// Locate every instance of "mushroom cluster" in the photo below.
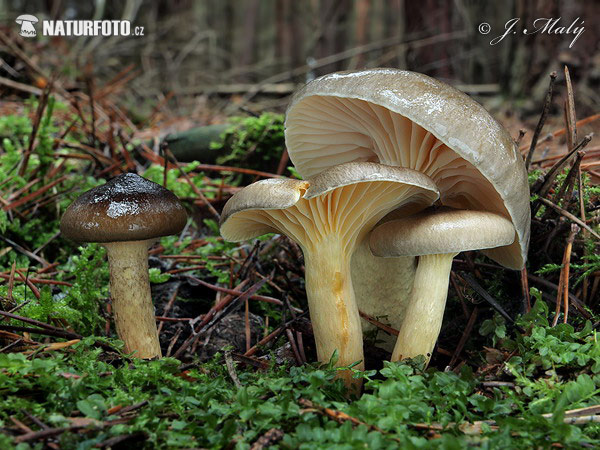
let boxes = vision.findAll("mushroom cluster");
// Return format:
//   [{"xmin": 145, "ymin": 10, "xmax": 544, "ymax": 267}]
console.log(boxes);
[
  {"xmin": 220, "ymin": 68, "xmax": 530, "ymax": 385},
  {"xmin": 221, "ymin": 162, "xmax": 438, "ymax": 388}
]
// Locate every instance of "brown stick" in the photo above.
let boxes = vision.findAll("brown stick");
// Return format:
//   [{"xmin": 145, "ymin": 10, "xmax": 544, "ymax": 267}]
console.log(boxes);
[
  {"xmin": 188, "ymin": 276, "xmax": 303, "ymax": 312},
  {"xmin": 520, "ymin": 114, "xmax": 600, "ymax": 153},
  {"xmin": 276, "ymin": 149, "xmax": 290, "ymax": 175},
  {"xmin": 285, "ymin": 328, "xmax": 302, "ymax": 365},
  {"xmin": 0, "ymin": 273, "xmax": 72, "ymax": 287},
  {"xmin": 532, "ymin": 134, "xmax": 593, "ymax": 217},
  {"xmin": 520, "ymin": 268, "xmax": 531, "ymax": 313},
  {"xmin": 164, "ymin": 147, "xmax": 221, "ymax": 222},
  {"xmin": 562, "ymin": 224, "xmax": 579, "ymax": 324},
  {"xmin": 244, "ymin": 325, "xmax": 286, "ymax": 357},
  {"xmin": 358, "ymin": 310, "xmax": 399, "ymax": 336},
  {"xmin": 244, "ymin": 298, "xmax": 251, "ymax": 353},
  {"xmin": 525, "ymin": 71, "xmax": 557, "ymax": 169},
  {"xmin": 527, "ymin": 273, "xmax": 590, "ymax": 319},
  {"xmin": 564, "ymin": 66, "xmax": 577, "ymax": 150},
  {"xmin": 552, "ymin": 224, "xmax": 579, "ymax": 326},
  {"xmin": 157, "ymin": 284, "xmax": 180, "ymax": 334},
  {"xmin": 448, "ymin": 307, "xmax": 478, "ymax": 368},
  {"xmin": 554, "ymin": 151, "xmax": 585, "ymax": 213},
  {"xmin": 19, "ymin": 84, "xmax": 51, "ymax": 177},
  {"xmin": 537, "ymin": 197, "xmax": 599, "ymax": 239},
  {"xmin": 172, "ymin": 279, "xmax": 264, "ymax": 359},
  {"xmin": 579, "ymin": 156, "xmax": 590, "ymax": 304}
]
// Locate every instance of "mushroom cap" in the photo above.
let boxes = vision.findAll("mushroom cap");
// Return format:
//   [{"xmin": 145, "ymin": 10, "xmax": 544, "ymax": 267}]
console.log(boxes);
[
  {"xmin": 370, "ymin": 207, "xmax": 516, "ymax": 257},
  {"xmin": 220, "ymin": 178, "xmax": 310, "ymax": 227},
  {"xmin": 15, "ymin": 14, "xmax": 38, "ymax": 24},
  {"xmin": 220, "ymin": 162, "xmax": 439, "ymax": 243},
  {"xmin": 284, "ymin": 68, "xmax": 530, "ymax": 269},
  {"xmin": 61, "ymin": 173, "xmax": 187, "ymax": 243},
  {"xmin": 304, "ymin": 160, "xmax": 437, "ymax": 199}
]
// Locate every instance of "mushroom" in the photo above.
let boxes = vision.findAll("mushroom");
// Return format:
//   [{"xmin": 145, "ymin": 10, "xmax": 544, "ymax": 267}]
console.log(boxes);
[
  {"xmin": 15, "ymin": 15, "xmax": 38, "ymax": 37},
  {"xmin": 284, "ymin": 68, "xmax": 530, "ymax": 349},
  {"xmin": 220, "ymin": 162, "xmax": 438, "ymax": 388},
  {"xmin": 369, "ymin": 207, "xmax": 516, "ymax": 362},
  {"xmin": 60, "ymin": 173, "xmax": 187, "ymax": 358}
]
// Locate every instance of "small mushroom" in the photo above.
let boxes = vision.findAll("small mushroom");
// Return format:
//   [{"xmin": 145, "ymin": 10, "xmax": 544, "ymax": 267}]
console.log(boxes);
[
  {"xmin": 369, "ymin": 207, "xmax": 516, "ymax": 362},
  {"xmin": 60, "ymin": 173, "xmax": 187, "ymax": 358},
  {"xmin": 220, "ymin": 162, "xmax": 438, "ymax": 389}
]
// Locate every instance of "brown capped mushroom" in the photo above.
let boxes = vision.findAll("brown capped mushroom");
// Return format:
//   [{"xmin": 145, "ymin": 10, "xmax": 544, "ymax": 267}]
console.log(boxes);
[
  {"xmin": 60, "ymin": 173, "xmax": 187, "ymax": 358},
  {"xmin": 284, "ymin": 68, "xmax": 530, "ymax": 349},
  {"xmin": 220, "ymin": 162, "xmax": 438, "ymax": 390},
  {"xmin": 370, "ymin": 207, "xmax": 516, "ymax": 362}
]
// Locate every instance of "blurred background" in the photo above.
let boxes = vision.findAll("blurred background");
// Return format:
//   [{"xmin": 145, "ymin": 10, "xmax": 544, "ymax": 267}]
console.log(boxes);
[{"xmin": 0, "ymin": 0, "xmax": 598, "ymax": 158}]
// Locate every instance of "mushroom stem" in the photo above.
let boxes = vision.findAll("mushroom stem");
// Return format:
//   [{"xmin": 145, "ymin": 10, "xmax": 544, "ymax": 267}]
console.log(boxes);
[
  {"xmin": 391, "ymin": 253, "xmax": 456, "ymax": 363},
  {"xmin": 352, "ymin": 239, "xmax": 416, "ymax": 351},
  {"xmin": 104, "ymin": 239, "xmax": 161, "ymax": 359},
  {"xmin": 303, "ymin": 237, "xmax": 363, "ymax": 390}
]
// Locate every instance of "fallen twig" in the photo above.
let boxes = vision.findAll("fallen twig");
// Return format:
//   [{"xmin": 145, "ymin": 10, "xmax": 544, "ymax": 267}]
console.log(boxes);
[
  {"xmin": 172, "ymin": 278, "xmax": 269, "ymax": 359},
  {"xmin": 525, "ymin": 71, "xmax": 557, "ymax": 169},
  {"xmin": 537, "ymin": 197, "xmax": 599, "ymax": 239},
  {"xmin": 532, "ymin": 134, "xmax": 593, "ymax": 216},
  {"xmin": 187, "ymin": 276, "xmax": 302, "ymax": 312},
  {"xmin": 448, "ymin": 307, "xmax": 478, "ymax": 369},
  {"xmin": 462, "ymin": 274, "xmax": 524, "ymax": 333},
  {"xmin": 552, "ymin": 224, "xmax": 579, "ymax": 326}
]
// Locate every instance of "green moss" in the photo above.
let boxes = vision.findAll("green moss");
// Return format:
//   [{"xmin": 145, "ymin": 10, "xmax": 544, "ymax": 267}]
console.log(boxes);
[{"xmin": 2, "ymin": 303, "xmax": 600, "ymax": 448}]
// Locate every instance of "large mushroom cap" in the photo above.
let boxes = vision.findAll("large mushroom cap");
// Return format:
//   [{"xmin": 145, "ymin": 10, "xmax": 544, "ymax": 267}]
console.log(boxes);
[
  {"xmin": 61, "ymin": 173, "xmax": 187, "ymax": 243},
  {"xmin": 285, "ymin": 68, "xmax": 530, "ymax": 269},
  {"xmin": 370, "ymin": 207, "xmax": 516, "ymax": 257}
]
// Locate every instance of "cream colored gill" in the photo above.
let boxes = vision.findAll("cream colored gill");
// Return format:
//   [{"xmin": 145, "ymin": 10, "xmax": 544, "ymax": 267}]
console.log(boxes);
[
  {"xmin": 226, "ymin": 181, "xmax": 435, "ymax": 254},
  {"xmin": 287, "ymin": 97, "xmax": 516, "ymax": 265}
]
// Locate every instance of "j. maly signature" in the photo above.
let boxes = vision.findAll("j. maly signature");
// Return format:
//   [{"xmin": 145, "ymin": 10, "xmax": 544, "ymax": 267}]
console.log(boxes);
[{"xmin": 491, "ymin": 17, "xmax": 585, "ymax": 48}]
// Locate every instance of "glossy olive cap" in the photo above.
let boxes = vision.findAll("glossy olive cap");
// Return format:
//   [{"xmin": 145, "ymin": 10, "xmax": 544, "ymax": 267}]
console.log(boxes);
[{"xmin": 61, "ymin": 173, "xmax": 187, "ymax": 243}]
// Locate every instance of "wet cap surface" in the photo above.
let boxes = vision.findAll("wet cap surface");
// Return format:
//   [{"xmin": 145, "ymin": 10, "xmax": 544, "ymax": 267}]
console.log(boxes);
[{"xmin": 61, "ymin": 173, "xmax": 187, "ymax": 242}]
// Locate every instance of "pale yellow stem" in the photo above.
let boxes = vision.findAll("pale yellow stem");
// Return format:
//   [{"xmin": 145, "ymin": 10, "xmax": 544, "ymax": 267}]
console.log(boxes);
[
  {"xmin": 303, "ymin": 237, "xmax": 363, "ymax": 392},
  {"xmin": 391, "ymin": 253, "xmax": 455, "ymax": 363},
  {"xmin": 104, "ymin": 239, "xmax": 161, "ymax": 359},
  {"xmin": 352, "ymin": 239, "xmax": 416, "ymax": 351}
]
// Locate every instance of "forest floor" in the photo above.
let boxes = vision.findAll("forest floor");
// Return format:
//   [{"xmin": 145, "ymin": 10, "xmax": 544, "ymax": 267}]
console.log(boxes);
[{"xmin": 0, "ymin": 35, "xmax": 599, "ymax": 448}]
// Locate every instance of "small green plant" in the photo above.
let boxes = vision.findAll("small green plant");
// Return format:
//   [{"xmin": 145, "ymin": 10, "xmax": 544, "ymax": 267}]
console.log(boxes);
[
  {"xmin": 142, "ymin": 162, "xmax": 219, "ymax": 200},
  {"xmin": 56, "ymin": 243, "xmax": 110, "ymax": 335},
  {"xmin": 481, "ymin": 299, "xmax": 600, "ymax": 377},
  {"xmin": 571, "ymin": 252, "xmax": 600, "ymax": 286},
  {"xmin": 0, "ymin": 246, "xmax": 108, "ymax": 335}
]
